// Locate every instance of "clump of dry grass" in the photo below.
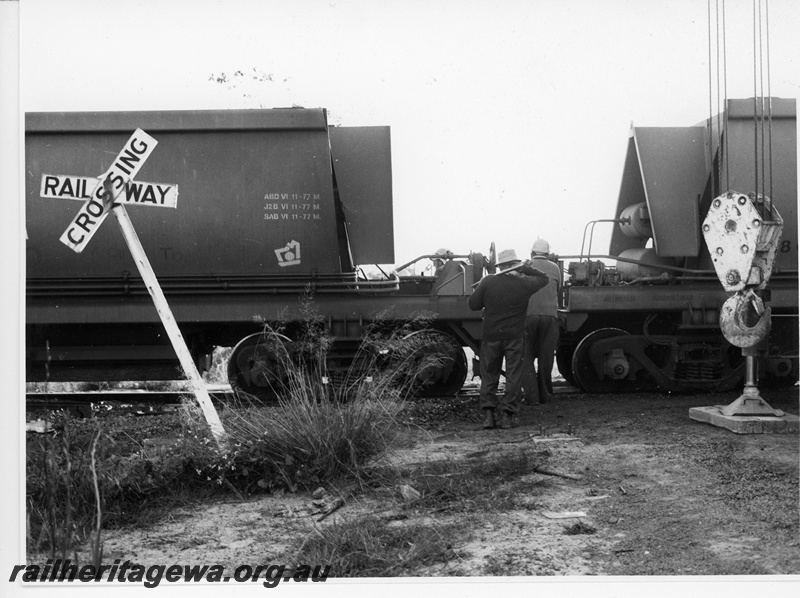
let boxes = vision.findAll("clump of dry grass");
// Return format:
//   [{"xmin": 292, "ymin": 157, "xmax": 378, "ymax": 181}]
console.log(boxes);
[
  {"xmin": 179, "ymin": 379, "xmax": 405, "ymax": 493},
  {"xmin": 178, "ymin": 303, "xmax": 455, "ymax": 493},
  {"xmin": 562, "ymin": 521, "xmax": 597, "ymax": 535}
]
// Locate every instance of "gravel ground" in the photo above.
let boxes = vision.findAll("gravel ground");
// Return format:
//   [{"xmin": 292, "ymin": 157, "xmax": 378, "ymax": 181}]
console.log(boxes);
[{"xmin": 33, "ymin": 381, "xmax": 794, "ymax": 588}]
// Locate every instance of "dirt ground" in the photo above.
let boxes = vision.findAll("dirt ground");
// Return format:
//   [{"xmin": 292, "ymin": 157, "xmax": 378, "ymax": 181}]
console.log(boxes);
[{"xmin": 94, "ymin": 381, "xmax": 800, "ymax": 581}]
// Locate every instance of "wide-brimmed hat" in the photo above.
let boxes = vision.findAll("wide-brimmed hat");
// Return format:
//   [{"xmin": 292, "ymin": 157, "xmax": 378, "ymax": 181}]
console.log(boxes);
[{"xmin": 496, "ymin": 248, "xmax": 521, "ymax": 268}]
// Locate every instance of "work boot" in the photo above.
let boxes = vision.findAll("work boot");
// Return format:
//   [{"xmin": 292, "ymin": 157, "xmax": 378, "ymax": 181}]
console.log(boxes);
[
  {"xmin": 482, "ymin": 409, "xmax": 496, "ymax": 429},
  {"xmin": 539, "ymin": 392, "xmax": 553, "ymax": 404},
  {"xmin": 499, "ymin": 411, "xmax": 519, "ymax": 429}
]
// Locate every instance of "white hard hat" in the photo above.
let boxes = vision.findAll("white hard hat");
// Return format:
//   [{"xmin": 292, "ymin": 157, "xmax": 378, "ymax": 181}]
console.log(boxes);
[{"xmin": 531, "ymin": 239, "xmax": 550, "ymax": 254}]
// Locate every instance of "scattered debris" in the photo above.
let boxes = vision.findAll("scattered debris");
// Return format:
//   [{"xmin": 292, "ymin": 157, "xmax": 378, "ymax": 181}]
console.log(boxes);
[
  {"xmin": 315, "ymin": 497, "xmax": 345, "ymax": 522},
  {"xmin": 541, "ymin": 511, "xmax": 588, "ymax": 519},
  {"xmin": 465, "ymin": 449, "xmax": 490, "ymax": 459},
  {"xmin": 272, "ymin": 504, "xmax": 310, "ymax": 518},
  {"xmin": 26, "ymin": 420, "xmax": 54, "ymax": 434},
  {"xmin": 532, "ymin": 467, "xmax": 583, "ymax": 481},
  {"xmin": 400, "ymin": 484, "xmax": 422, "ymax": 502},
  {"xmin": 619, "ymin": 485, "xmax": 628, "ymax": 495},
  {"xmin": 264, "ymin": 485, "xmax": 346, "ymax": 521}
]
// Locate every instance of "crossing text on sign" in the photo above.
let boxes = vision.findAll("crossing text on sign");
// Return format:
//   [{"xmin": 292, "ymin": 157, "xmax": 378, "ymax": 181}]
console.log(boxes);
[{"xmin": 58, "ymin": 129, "xmax": 158, "ymax": 253}]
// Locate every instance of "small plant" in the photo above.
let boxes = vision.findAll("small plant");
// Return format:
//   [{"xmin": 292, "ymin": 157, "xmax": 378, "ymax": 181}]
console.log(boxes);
[
  {"xmin": 356, "ymin": 449, "xmax": 552, "ymax": 516},
  {"xmin": 293, "ymin": 516, "xmax": 469, "ymax": 577},
  {"xmin": 563, "ymin": 521, "xmax": 596, "ymax": 535}
]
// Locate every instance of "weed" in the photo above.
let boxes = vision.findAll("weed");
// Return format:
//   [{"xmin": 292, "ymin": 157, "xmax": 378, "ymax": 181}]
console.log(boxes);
[
  {"xmin": 177, "ymin": 385, "xmax": 404, "ymax": 494},
  {"xmin": 563, "ymin": 521, "xmax": 596, "ymax": 535},
  {"xmin": 190, "ymin": 300, "xmax": 455, "ymax": 493},
  {"xmin": 402, "ymin": 448, "xmax": 550, "ymax": 513},
  {"xmin": 293, "ymin": 516, "xmax": 471, "ymax": 577}
]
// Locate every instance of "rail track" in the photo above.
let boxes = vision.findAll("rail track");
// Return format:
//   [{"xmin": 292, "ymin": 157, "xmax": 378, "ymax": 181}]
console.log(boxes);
[
  {"xmin": 24, "ymin": 378, "xmax": 580, "ymax": 416},
  {"xmin": 25, "ymin": 385, "xmax": 235, "ymax": 415}
]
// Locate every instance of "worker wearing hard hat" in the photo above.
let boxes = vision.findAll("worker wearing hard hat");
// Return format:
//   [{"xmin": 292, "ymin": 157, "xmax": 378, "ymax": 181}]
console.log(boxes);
[
  {"xmin": 522, "ymin": 239, "xmax": 562, "ymax": 404},
  {"xmin": 469, "ymin": 249, "xmax": 549, "ymax": 430},
  {"xmin": 431, "ymin": 248, "xmax": 451, "ymax": 276}
]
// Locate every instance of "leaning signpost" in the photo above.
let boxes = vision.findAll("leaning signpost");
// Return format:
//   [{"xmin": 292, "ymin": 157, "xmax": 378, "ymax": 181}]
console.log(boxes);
[{"xmin": 40, "ymin": 129, "xmax": 227, "ymax": 444}]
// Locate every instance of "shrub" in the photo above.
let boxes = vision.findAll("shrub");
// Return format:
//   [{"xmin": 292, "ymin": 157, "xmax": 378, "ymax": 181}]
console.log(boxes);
[
  {"xmin": 186, "ymin": 303, "xmax": 454, "ymax": 493},
  {"xmin": 179, "ymin": 380, "xmax": 404, "ymax": 493}
]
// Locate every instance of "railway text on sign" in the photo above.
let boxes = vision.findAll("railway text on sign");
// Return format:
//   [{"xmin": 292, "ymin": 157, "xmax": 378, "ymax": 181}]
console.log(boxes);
[{"xmin": 41, "ymin": 174, "xmax": 178, "ymax": 208}]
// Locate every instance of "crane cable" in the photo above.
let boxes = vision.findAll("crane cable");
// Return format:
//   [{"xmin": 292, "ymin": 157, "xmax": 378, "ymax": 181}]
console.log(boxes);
[
  {"xmin": 722, "ymin": 0, "xmax": 729, "ymax": 191},
  {"xmin": 766, "ymin": 0, "xmax": 774, "ymax": 220},
  {"xmin": 708, "ymin": 0, "xmax": 716, "ymax": 198},
  {"xmin": 713, "ymin": 0, "xmax": 774, "ymax": 219},
  {"xmin": 759, "ymin": 0, "xmax": 765, "ymax": 216},
  {"xmin": 716, "ymin": 0, "xmax": 722, "ymax": 198},
  {"xmin": 708, "ymin": 0, "xmax": 728, "ymax": 198},
  {"xmin": 753, "ymin": 0, "xmax": 775, "ymax": 220}
]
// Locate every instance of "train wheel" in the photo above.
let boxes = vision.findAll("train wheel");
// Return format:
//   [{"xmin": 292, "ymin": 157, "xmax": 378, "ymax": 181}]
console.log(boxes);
[
  {"xmin": 227, "ymin": 332, "xmax": 292, "ymax": 401},
  {"xmin": 398, "ymin": 332, "xmax": 468, "ymax": 397},
  {"xmin": 571, "ymin": 328, "xmax": 639, "ymax": 393},
  {"xmin": 556, "ymin": 344, "xmax": 578, "ymax": 387}
]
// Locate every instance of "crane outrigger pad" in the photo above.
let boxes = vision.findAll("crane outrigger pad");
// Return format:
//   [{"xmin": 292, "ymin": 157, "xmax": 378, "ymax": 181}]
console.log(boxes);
[{"xmin": 689, "ymin": 405, "xmax": 798, "ymax": 434}]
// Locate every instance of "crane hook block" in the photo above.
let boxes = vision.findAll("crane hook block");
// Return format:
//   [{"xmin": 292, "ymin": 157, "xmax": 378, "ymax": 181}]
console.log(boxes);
[
  {"xmin": 719, "ymin": 290, "xmax": 771, "ymax": 348},
  {"xmin": 701, "ymin": 192, "xmax": 784, "ymax": 292}
]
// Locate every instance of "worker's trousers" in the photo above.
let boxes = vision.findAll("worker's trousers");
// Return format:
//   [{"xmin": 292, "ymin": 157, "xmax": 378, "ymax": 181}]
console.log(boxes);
[
  {"xmin": 522, "ymin": 314, "xmax": 560, "ymax": 401},
  {"xmin": 479, "ymin": 336, "xmax": 525, "ymax": 414}
]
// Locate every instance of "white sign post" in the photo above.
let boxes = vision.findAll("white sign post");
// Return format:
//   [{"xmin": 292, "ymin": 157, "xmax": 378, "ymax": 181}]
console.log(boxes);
[{"xmin": 41, "ymin": 129, "xmax": 227, "ymax": 445}]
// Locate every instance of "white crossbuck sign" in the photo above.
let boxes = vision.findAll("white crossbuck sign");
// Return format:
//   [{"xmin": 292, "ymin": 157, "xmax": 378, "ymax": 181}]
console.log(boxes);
[
  {"xmin": 43, "ymin": 128, "xmax": 177, "ymax": 253},
  {"xmin": 38, "ymin": 129, "xmax": 226, "ymax": 443}
]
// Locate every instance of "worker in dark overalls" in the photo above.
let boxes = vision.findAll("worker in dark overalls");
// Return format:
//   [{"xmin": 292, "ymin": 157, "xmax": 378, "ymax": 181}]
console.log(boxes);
[{"xmin": 469, "ymin": 249, "xmax": 549, "ymax": 429}]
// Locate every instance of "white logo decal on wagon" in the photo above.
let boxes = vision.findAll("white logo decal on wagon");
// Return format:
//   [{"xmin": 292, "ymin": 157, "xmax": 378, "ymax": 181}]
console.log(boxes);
[{"xmin": 275, "ymin": 240, "xmax": 301, "ymax": 267}]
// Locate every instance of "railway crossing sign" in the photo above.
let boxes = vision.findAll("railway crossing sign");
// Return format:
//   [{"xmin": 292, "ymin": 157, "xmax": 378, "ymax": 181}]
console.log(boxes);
[
  {"xmin": 52, "ymin": 129, "xmax": 159, "ymax": 253},
  {"xmin": 39, "ymin": 129, "xmax": 227, "ymax": 444}
]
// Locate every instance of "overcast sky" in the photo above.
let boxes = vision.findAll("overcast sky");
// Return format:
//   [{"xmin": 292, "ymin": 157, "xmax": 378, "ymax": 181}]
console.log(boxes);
[{"xmin": 18, "ymin": 0, "xmax": 800, "ymax": 266}]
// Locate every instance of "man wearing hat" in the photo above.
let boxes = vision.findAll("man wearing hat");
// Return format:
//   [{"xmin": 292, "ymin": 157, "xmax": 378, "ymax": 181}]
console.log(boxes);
[
  {"xmin": 522, "ymin": 239, "xmax": 562, "ymax": 404},
  {"xmin": 431, "ymin": 248, "xmax": 451, "ymax": 277},
  {"xmin": 469, "ymin": 249, "xmax": 549, "ymax": 429}
]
